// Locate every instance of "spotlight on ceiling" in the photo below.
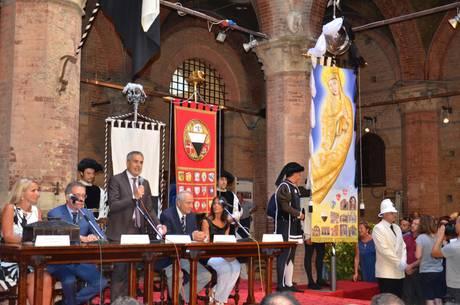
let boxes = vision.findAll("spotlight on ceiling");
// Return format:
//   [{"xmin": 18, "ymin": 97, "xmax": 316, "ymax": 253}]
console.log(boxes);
[
  {"xmin": 442, "ymin": 106, "xmax": 452, "ymax": 124},
  {"xmin": 243, "ymin": 35, "xmax": 258, "ymax": 52},
  {"xmin": 449, "ymin": 9, "xmax": 460, "ymax": 29},
  {"xmin": 216, "ymin": 31, "xmax": 227, "ymax": 43}
]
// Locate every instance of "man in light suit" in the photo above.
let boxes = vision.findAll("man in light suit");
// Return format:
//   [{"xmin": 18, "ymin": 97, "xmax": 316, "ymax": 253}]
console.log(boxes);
[
  {"xmin": 372, "ymin": 199, "xmax": 407, "ymax": 298},
  {"xmin": 106, "ymin": 151, "xmax": 166, "ymax": 301},
  {"xmin": 160, "ymin": 191, "xmax": 211, "ymax": 303},
  {"xmin": 47, "ymin": 181, "xmax": 107, "ymax": 305}
]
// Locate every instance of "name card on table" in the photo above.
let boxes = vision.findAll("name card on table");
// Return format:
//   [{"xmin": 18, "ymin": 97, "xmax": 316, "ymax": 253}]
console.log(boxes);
[
  {"xmin": 165, "ymin": 235, "xmax": 192, "ymax": 244},
  {"xmin": 213, "ymin": 235, "xmax": 237, "ymax": 243},
  {"xmin": 120, "ymin": 234, "xmax": 150, "ymax": 245},
  {"xmin": 262, "ymin": 234, "xmax": 284, "ymax": 242},
  {"xmin": 35, "ymin": 235, "xmax": 70, "ymax": 247}
]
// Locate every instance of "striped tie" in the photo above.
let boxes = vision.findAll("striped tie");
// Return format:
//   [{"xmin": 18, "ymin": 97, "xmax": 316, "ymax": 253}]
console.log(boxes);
[
  {"xmin": 132, "ymin": 178, "xmax": 141, "ymax": 228},
  {"xmin": 181, "ymin": 215, "xmax": 186, "ymax": 234},
  {"xmin": 72, "ymin": 212, "xmax": 78, "ymax": 224}
]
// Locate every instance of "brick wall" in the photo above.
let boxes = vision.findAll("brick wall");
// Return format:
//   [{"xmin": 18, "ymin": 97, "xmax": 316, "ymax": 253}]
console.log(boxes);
[
  {"xmin": 0, "ymin": 1, "xmax": 15, "ymax": 201},
  {"xmin": 0, "ymin": 0, "xmax": 83, "ymax": 211}
]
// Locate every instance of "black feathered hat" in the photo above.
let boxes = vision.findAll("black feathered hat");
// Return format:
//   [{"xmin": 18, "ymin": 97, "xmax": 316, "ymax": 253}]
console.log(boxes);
[
  {"xmin": 219, "ymin": 170, "xmax": 235, "ymax": 184},
  {"xmin": 275, "ymin": 162, "xmax": 304, "ymax": 186},
  {"xmin": 78, "ymin": 158, "xmax": 103, "ymax": 172}
]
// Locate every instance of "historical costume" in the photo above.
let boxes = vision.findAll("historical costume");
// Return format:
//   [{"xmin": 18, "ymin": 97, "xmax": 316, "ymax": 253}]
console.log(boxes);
[
  {"xmin": 275, "ymin": 162, "xmax": 304, "ymax": 292},
  {"xmin": 78, "ymin": 158, "xmax": 107, "ymax": 219},
  {"xmin": 217, "ymin": 170, "xmax": 242, "ymax": 236}
]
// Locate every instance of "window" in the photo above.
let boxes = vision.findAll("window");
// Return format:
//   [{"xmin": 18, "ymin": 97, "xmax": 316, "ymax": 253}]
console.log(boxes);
[
  {"xmin": 169, "ymin": 58, "xmax": 226, "ymax": 106},
  {"xmin": 356, "ymin": 133, "xmax": 386, "ymax": 187}
]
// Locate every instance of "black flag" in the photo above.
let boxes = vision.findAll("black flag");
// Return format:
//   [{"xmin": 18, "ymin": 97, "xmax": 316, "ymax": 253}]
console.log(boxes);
[{"xmin": 100, "ymin": 0, "xmax": 160, "ymax": 78}]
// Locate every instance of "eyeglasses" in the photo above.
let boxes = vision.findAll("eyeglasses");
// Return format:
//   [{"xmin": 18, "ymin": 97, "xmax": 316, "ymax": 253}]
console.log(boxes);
[{"xmin": 73, "ymin": 194, "xmax": 87, "ymax": 200}]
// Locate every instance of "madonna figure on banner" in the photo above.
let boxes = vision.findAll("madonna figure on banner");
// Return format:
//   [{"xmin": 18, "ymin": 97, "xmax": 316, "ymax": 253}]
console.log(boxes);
[{"xmin": 311, "ymin": 66, "xmax": 354, "ymax": 204}]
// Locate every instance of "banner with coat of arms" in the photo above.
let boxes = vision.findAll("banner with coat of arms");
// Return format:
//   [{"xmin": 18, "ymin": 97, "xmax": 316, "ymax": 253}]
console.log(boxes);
[
  {"xmin": 174, "ymin": 99, "xmax": 218, "ymax": 213},
  {"xmin": 309, "ymin": 64, "xmax": 358, "ymax": 243}
]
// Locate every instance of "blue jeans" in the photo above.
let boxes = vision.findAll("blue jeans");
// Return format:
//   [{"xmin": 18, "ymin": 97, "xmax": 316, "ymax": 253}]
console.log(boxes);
[{"xmin": 47, "ymin": 264, "xmax": 107, "ymax": 305}]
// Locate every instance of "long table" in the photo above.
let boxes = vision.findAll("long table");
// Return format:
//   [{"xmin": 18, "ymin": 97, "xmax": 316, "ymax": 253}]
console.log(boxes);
[
  {"xmin": 182, "ymin": 241, "xmax": 297, "ymax": 305},
  {"xmin": 0, "ymin": 241, "xmax": 296, "ymax": 305}
]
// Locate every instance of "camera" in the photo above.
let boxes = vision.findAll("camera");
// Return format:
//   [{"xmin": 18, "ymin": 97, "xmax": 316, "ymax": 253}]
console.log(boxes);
[{"xmin": 445, "ymin": 221, "xmax": 457, "ymax": 238}]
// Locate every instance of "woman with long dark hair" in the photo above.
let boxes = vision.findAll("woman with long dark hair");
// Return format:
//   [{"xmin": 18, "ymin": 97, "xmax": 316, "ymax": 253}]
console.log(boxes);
[{"xmin": 201, "ymin": 197, "xmax": 240, "ymax": 305}]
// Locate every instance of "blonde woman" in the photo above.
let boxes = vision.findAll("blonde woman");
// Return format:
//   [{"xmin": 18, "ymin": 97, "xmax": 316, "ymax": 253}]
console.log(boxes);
[{"xmin": 1, "ymin": 178, "xmax": 52, "ymax": 305}]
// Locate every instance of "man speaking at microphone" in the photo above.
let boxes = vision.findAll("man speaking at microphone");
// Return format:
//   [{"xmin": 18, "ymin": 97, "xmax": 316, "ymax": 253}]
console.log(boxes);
[
  {"xmin": 106, "ymin": 151, "xmax": 166, "ymax": 301},
  {"xmin": 47, "ymin": 181, "xmax": 108, "ymax": 305}
]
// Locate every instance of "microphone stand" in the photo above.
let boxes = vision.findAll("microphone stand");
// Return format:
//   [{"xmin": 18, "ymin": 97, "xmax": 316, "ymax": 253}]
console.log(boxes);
[
  {"xmin": 223, "ymin": 206, "xmax": 253, "ymax": 242},
  {"xmin": 77, "ymin": 208, "xmax": 107, "ymax": 242},
  {"xmin": 135, "ymin": 200, "xmax": 164, "ymax": 242}
]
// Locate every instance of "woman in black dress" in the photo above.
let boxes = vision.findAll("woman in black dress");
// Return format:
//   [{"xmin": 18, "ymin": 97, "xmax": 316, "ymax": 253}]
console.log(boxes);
[{"xmin": 201, "ymin": 197, "xmax": 240, "ymax": 305}]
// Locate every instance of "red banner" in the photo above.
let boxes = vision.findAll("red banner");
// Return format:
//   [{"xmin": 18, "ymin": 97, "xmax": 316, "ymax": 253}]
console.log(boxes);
[{"xmin": 174, "ymin": 99, "xmax": 218, "ymax": 213}]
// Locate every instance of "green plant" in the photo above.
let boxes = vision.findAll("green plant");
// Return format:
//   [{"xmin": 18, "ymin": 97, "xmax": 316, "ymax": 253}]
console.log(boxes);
[{"xmin": 324, "ymin": 242, "xmax": 356, "ymax": 280}]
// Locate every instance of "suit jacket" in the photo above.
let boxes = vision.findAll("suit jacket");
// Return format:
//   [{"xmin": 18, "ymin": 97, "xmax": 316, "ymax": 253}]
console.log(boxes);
[
  {"xmin": 160, "ymin": 207, "xmax": 197, "ymax": 237},
  {"xmin": 106, "ymin": 170, "xmax": 159, "ymax": 241},
  {"xmin": 154, "ymin": 207, "xmax": 198, "ymax": 270},
  {"xmin": 372, "ymin": 219, "xmax": 407, "ymax": 279},
  {"xmin": 48, "ymin": 204, "xmax": 105, "ymax": 239}
]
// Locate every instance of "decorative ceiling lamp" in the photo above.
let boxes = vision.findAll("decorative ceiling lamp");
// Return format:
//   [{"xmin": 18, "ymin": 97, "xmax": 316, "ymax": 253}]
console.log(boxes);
[{"xmin": 308, "ymin": 0, "xmax": 351, "ymax": 57}]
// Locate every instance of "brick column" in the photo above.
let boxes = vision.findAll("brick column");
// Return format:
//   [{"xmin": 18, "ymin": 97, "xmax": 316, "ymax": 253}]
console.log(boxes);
[
  {"xmin": 256, "ymin": 37, "xmax": 312, "ymax": 285},
  {"xmin": 398, "ymin": 82, "xmax": 444, "ymax": 216},
  {"xmin": 256, "ymin": 37, "xmax": 311, "ymax": 197},
  {"xmin": 0, "ymin": 0, "xmax": 83, "ymax": 210}
]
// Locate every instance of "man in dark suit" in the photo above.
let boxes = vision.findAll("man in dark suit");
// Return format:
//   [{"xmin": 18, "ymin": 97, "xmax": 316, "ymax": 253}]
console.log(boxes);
[
  {"xmin": 47, "ymin": 181, "xmax": 107, "ymax": 305},
  {"xmin": 160, "ymin": 190, "xmax": 211, "ymax": 303},
  {"xmin": 106, "ymin": 151, "xmax": 166, "ymax": 301}
]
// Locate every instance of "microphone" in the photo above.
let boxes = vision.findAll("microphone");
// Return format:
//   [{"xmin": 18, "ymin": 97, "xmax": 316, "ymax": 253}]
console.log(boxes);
[
  {"xmin": 77, "ymin": 208, "xmax": 107, "ymax": 242},
  {"xmin": 134, "ymin": 201, "xmax": 164, "ymax": 240},
  {"xmin": 133, "ymin": 177, "xmax": 164, "ymax": 240},
  {"xmin": 221, "ymin": 201, "xmax": 253, "ymax": 241},
  {"xmin": 68, "ymin": 194, "xmax": 106, "ymax": 242}
]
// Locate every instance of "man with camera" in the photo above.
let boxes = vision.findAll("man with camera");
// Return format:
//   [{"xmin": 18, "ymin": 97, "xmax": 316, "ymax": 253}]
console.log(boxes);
[{"xmin": 432, "ymin": 215, "xmax": 460, "ymax": 304}]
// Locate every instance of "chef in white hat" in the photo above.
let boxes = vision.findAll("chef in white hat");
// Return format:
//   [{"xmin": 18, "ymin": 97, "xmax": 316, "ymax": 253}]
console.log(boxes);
[{"xmin": 372, "ymin": 198, "xmax": 407, "ymax": 297}]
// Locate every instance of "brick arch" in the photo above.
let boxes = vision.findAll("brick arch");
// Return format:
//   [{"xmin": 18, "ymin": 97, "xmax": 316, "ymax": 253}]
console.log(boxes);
[
  {"xmin": 347, "ymin": 16, "xmax": 401, "ymax": 81},
  {"xmin": 151, "ymin": 26, "xmax": 249, "ymax": 106},
  {"xmin": 253, "ymin": 0, "xmax": 328, "ymax": 39},
  {"xmin": 425, "ymin": 12, "xmax": 459, "ymax": 80},
  {"xmin": 373, "ymin": 0, "xmax": 425, "ymax": 80}
]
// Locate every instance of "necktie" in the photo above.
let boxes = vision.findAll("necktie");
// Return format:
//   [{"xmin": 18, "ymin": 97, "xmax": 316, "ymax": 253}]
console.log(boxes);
[
  {"xmin": 132, "ymin": 177, "xmax": 141, "ymax": 228},
  {"xmin": 390, "ymin": 224, "xmax": 396, "ymax": 236},
  {"xmin": 181, "ymin": 215, "xmax": 186, "ymax": 234},
  {"xmin": 72, "ymin": 212, "xmax": 78, "ymax": 224}
]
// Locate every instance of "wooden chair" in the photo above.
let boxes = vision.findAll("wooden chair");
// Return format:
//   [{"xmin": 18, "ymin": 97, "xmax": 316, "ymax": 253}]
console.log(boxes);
[
  {"xmin": 152, "ymin": 269, "xmax": 168, "ymax": 305},
  {"xmin": 0, "ymin": 287, "xmax": 17, "ymax": 305}
]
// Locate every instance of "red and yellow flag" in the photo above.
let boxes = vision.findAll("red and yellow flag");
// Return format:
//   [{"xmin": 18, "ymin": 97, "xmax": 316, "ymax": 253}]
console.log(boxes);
[{"xmin": 174, "ymin": 100, "xmax": 218, "ymax": 213}]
